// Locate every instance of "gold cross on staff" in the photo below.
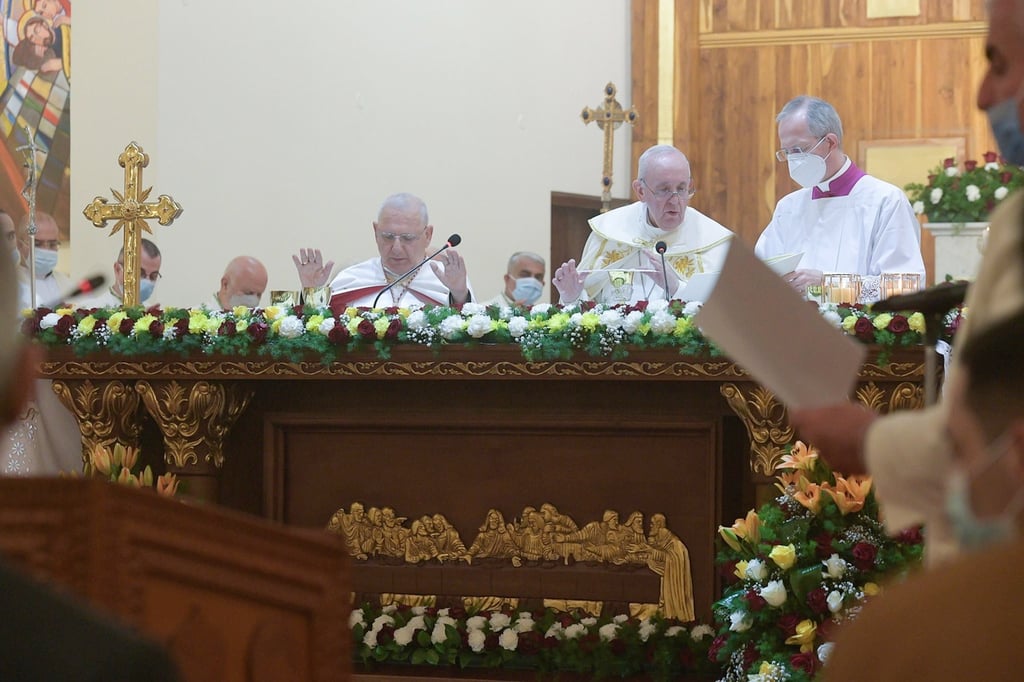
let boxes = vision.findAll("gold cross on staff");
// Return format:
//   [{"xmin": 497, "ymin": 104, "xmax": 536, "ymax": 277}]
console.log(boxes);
[
  {"xmin": 83, "ymin": 142, "xmax": 183, "ymax": 307},
  {"xmin": 581, "ymin": 82, "xmax": 638, "ymax": 213}
]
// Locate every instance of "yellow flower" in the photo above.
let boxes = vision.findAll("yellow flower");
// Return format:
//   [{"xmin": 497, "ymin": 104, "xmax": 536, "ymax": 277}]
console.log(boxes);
[
  {"xmin": 107, "ymin": 311, "xmax": 127, "ymax": 333},
  {"xmin": 769, "ymin": 543, "xmax": 797, "ymax": 570},
  {"xmin": 346, "ymin": 317, "xmax": 362, "ymax": 334},
  {"xmin": 89, "ymin": 443, "xmax": 112, "ymax": 476},
  {"xmin": 141, "ymin": 465, "xmax": 154, "ymax": 488},
  {"xmin": 76, "ymin": 315, "xmax": 97, "ymax": 336},
  {"xmin": 719, "ymin": 527, "xmax": 742, "ymax": 553},
  {"xmin": 776, "ymin": 441, "xmax": 819, "ymax": 472},
  {"xmin": 115, "ymin": 443, "xmax": 138, "ymax": 471},
  {"xmin": 263, "ymin": 305, "xmax": 282, "ymax": 321},
  {"xmin": 908, "ymin": 312, "xmax": 926, "ymax": 333},
  {"xmin": 579, "ymin": 312, "xmax": 600, "ymax": 332},
  {"xmin": 203, "ymin": 316, "xmax": 221, "ymax": 334},
  {"xmin": 117, "ymin": 467, "xmax": 138, "ymax": 486},
  {"xmin": 719, "ymin": 510, "xmax": 760, "ymax": 552},
  {"xmin": 774, "ymin": 470, "xmax": 804, "ymax": 496},
  {"xmin": 546, "ymin": 313, "xmax": 571, "ymax": 332},
  {"xmin": 872, "ymin": 313, "xmax": 893, "ymax": 330},
  {"xmin": 863, "ymin": 582, "xmax": 880, "ymax": 597},
  {"xmin": 841, "ymin": 315, "xmax": 857, "ymax": 332},
  {"xmin": 56, "ymin": 307, "xmax": 73, "ymax": 316},
  {"xmin": 345, "ymin": 307, "xmax": 359, "ymax": 318},
  {"xmin": 306, "ymin": 314, "xmax": 326, "ymax": 333},
  {"xmin": 785, "ymin": 619, "xmax": 817, "ymax": 652},
  {"xmin": 733, "ymin": 560, "xmax": 748, "ymax": 580},
  {"xmin": 793, "ymin": 482, "xmax": 823, "ymax": 513},
  {"xmin": 133, "ymin": 314, "xmax": 157, "ymax": 336},
  {"xmin": 187, "ymin": 311, "xmax": 208, "ymax": 334},
  {"xmin": 232, "ymin": 305, "xmax": 250, "ymax": 318},
  {"xmin": 156, "ymin": 472, "xmax": 180, "ymax": 497},
  {"xmin": 824, "ymin": 474, "xmax": 873, "ymax": 515},
  {"xmin": 271, "ymin": 318, "xmax": 282, "ymax": 334},
  {"xmin": 373, "ymin": 317, "xmax": 390, "ymax": 339}
]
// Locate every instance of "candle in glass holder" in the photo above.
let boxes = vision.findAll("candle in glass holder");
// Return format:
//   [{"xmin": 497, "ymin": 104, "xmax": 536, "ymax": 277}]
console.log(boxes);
[
  {"xmin": 823, "ymin": 274, "xmax": 861, "ymax": 304},
  {"xmin": 881, "ymin": 273, "xmax": 922, "ymax": 298}
]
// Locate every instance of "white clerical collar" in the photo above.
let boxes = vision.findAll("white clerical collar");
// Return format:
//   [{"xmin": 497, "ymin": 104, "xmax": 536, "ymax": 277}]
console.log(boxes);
[
  {"xmin": 640, "ymin": 205, "xmax": 685, "ymax": 240},
  {"xmin": 815, "ymin": 156, "xmax": 851, "ymax": 192}
]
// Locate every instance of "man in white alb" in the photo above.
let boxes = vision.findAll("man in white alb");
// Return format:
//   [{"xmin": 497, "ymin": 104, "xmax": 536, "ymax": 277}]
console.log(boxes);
[
  {"xmin": 552, "ymin": 145, "xmax": 734, "ymax": 305},
  {"xmin": 75, "ymin": 239, "xmax": 163, "ymax": 309},
  {"xmin": 16, "ymin": 211, "xmax": 67, "ymax": 310},
  {"xmin": 482, "ymin": 251, "xmax": 546, "ymax": 308},
  {"xmin": 293, "ymin": 193, "xmax": 474, "ymax": 313},
  {"xmin": 755, "ymin": 95, "xmax": 925, "ymax": 296}
]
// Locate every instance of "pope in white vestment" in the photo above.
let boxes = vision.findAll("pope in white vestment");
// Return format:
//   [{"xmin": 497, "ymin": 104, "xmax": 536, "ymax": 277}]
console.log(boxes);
[
  {"xmin": 328, "ymin": 256, "xmax": 474, "ymax": 312},
  {"xmin": 553, "ymin": 145, "xmax": 735, "ymax": 305}
]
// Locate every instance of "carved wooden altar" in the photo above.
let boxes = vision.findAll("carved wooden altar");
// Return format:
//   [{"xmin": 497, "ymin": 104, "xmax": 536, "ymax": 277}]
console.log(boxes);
[{"xmin": 39, "ymin": 345, "xmax": 930, "ymax": 620}]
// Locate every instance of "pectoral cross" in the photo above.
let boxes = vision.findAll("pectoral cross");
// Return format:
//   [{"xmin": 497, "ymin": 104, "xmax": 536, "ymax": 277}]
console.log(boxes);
[
  {"xmin": 83, "ymin": 142, "xmax": 182, "ymax": 307},
  {"xmin": 581, "ymin": 82, "xmax": 638, "ymax": 213}
]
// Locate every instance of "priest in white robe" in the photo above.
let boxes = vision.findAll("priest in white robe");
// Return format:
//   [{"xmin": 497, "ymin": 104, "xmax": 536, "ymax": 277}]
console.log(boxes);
[
  {"xmin": 75, "ymin": 239, "xmax": 164, "ymax": 310},
  {"xmin": 755, "ymin": 95, "xmax": 925, "ymax": 296},
  {"xmin": 294, "ymin": 193, "xmax": 474, "ymax": 313},
  {"xmin": 552, "ymin": 145, "xmax": 734, "ymax": 305}
]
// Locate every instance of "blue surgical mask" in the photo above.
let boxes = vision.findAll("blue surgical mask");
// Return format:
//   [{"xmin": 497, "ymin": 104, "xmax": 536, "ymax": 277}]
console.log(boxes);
[
  {"xmin": 512, "ymin": 277, "xmax": 543, "ymax": 305},
  {"xmin": 946, "ymin": 434, "xmax": 1024, "ymax": 551},
  {"xmin": 9, "ymin": 248, "xmax": 20, "ymax": 265},
  {"xmin": 33, "ymin": 248, "xmax": 58, "ymax": 276},
  {"xmin": 139, "ymin": 278, "xmax": 156, "ymax": 303},
  {"xmin": 987, "ymin": 94, "xmax": 1024, "ymax": 166}
]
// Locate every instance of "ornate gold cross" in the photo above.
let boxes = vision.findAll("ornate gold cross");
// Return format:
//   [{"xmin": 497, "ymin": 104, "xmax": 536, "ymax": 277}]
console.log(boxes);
[
  {"xmin": 83, "ymin": 142, "xmax": 182, "ymax": 307},
  {"xmin": 581, "ymin": 82, "xmax": 638, "ymax": 213}
]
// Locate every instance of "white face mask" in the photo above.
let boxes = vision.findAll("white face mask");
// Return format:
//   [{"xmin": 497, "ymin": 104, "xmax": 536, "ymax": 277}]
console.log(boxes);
[
  {"xmin": 786, "ymin": 137, "xmax": 831, "ymax": 188},
  {"xmin": 511, "ymin": 277, "xmax": 543, "ymax": 305},
  {"xmin": 946, "ymin": 433, "xmax": 1024, "ymax": 551},
  {"xmin": 229, "ymin": 293, "xmax": 260, "ymax": 308},
  {"xmin": 33, "ymin": 248, "xmax": 58, "ymax": 276},
  {"xmin": 9, "ymin": 248, "xmax": 20, "ymax": 265}
]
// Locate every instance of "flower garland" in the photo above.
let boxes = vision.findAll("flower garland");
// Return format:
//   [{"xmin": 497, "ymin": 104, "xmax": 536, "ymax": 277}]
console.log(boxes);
[
  {"xmin": 351, "ymin": 603, "xmax": 717, "ymax": 679},
  {"xmin": 709, "ymin": 443, "xmax": 924, "ymax": 681},
  {"xmin": 905, "ymin": 153, "xmax": 1024, "ymax": 223},
  {"xmin": 22, "ymin": 298, "xmax": 952, "ymax": 363}
]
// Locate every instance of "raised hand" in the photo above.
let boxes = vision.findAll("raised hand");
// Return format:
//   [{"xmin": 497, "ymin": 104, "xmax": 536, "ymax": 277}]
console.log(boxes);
[{"xmin": 291, "ymin": 248, "xmax": 336, "ymax": 288}]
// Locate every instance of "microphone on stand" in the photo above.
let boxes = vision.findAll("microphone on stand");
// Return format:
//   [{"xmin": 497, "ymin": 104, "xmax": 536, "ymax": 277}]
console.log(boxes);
[
  {"xmin": 372, "ymin": 234, "xmax": 462, "ymax": 308},
  {"xmin": 655, "ymin": 241, "xmax": 670, "ymax": 300},
  {"xmin": 43, "ymin": 274, "xmax": 106, "ymax": 309}
]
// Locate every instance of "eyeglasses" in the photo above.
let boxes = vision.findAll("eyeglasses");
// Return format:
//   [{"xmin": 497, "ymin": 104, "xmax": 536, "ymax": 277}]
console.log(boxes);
[
  {"xmin": 33, "ymin": 239, "xmax": 61, "ymax": 250},
  {"xmin": 775, "ymin": 135, "xmax": 827, "ymax": 162},
  {"xmin": 641, "ymin": 179, "xmax": 695, "ymax": 202},
  {"xmin": 376, "ymin": 228, "xmax": 426, "ymax": 243},
  {"xmin": 117, "ymin": 261, "xmax": 162, "ymax": 282}
]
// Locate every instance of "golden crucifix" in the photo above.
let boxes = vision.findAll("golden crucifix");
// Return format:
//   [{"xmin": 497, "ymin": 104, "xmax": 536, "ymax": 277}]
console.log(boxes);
[
  {"xmin": 581, "ymin": 82, "xmax": 638, "ymax": 213},
  {"xmin": 83, "ymin": 142, "xmax": 182, "ymax": 307}
]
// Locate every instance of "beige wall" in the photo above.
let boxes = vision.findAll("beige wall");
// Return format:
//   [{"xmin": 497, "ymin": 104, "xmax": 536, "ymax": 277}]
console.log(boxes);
[{"xmin": 70, "ymin": 1, "xmax": 633, "ymax": 306}]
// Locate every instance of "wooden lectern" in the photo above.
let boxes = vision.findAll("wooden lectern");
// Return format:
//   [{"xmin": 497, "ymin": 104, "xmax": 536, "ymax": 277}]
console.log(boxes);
[{"xmin": 0, "ymin": 478, "xmax": 350, "ymax": 682}]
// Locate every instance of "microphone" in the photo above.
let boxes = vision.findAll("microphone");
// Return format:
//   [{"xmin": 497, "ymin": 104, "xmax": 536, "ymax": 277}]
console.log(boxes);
[
  {"xmin": 872, "ymin": 280, "xmax": 969, "ymax": 315},
  {"xmin": 372, "ymin": 234, "xmax": 462, "ymax": 308},
  {"xmin": 43, "ymin": 274, "xmax": 107, "ymax": 308},
  {"xmin": 655, "ymin": 241, "xmax": 670, "ymax": 300}
]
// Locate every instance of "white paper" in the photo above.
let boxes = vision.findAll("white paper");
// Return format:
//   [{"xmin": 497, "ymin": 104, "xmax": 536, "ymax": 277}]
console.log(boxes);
[
  {"xmin": 763, "ymin": 252, "xmax": 804, "ymax": 276},
  {"xmin": 693, "ymin": 241, "xmax": 866, "ymax": 409},
  {"xmin": 677, "ymin": 272, "xmax": 720, "ymax": 303}
]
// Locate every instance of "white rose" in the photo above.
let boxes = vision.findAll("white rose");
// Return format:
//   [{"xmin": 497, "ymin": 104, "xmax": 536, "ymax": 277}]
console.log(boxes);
[
  {"xmin": 467, "ymin": 628, "xmax": 487, "ymax": 653},
  {"xmin": 382, "ymin": 605, "xmax": 398, "ymax": 614},
  {"xmin": 514, "ymin": 616, "xmax": 535, "ymax": 633},
  {"xmin": 437, "ymin": 608, "xmax": 450, "ymax": 617},
  {"xmin": 437, "ymin": 615, "xmax": 456, "ymax": 628},
  {"xmin": 647, "ymin": 298, "xmax": 670, "ymax": 313},
  {"xmin": 985, "ymin": 161, "xmax": 1000, "ymax": 171},
  {"xmin": 466, "ymin": 615, "xmax": 487, "ymax": 631},
  {"xmin": 599, "ymin": 623, "xmax": 619, "ymax": 641},
  {"xmin": 745, "ymin": 558, "xmax": 768, "ymax": 581},
  {"xmin": 349, "ymin": 609, "xmax": 365, "ymax": 629},
  {"xmin": 821, "ymin": 309, "xmax": 842, "ymax": 328},
  {"xmin": 411, "ymin": 606, "xmax": 426, "ymax": 615},
  {"xmin": 544, "ymin": 623, "xmax": 564, "ymax": 639},
  {"xmin": 362, "ymin": 629, "xmax": 378, "ymax": 647},
  {"xmin": 461, "ymin": 302, "xmax": 486, "ymax": 316},
  {"xmin": 489, "ymin": 612, "xmax": 511, "ymax": 631},
  {"xmin": 817, "ymin": 642, "xmax": 835, "ymax": 663},
  {"xmin": 372, "ymin": 614, "xmax": 395, "ymax": 629},
  {"xmin": 682, "ymin": 300, "xmax": 702, "ymax": 316},
  {"xmin": 406, "ymin": 310, "xmax": 427, "ymax": 330},
  {"xmin": 650, "ymin": 309, "xmax": 676, "ymax": 334},
  {"xmin": 759, "ymin": 579, "xmax": 788, "ymax": 607},
  {"xmin": 995, "ymin": 186, "xmax": 1009, "ymax": 200},
  {"xmin": 278, "ymin": 315, "xmax": 304, "ymax": 338},
  {"xmin": 466, "ymin": 314, "xmax": 495, "ymax": 338},
  {"xmin": 945, "ymin": 165, "xmax": 959, "ymax": 177},
  {"xmin": 498, "ymin": 628, "xmax": 519, "ymax": 651},
  {"xmin": 691, "ymin": 624, "xmax": 715, "ymax": 641},
  {"xmin": 530, "ymin": 303, "xmax": 552, "ymax": 316},
  {"xmin": 827, "ymin": 589, "xmax": 845, "ymax": 613},
  {"xmin": 40, "ymin": 312, "xmax": 61, "ymax": 330},
  {"xmin": 508, "ymin": 315, "xmax": 528, "ymax": 338},
  {"xmin": 930, "ymin": 187, "xmax": 944, "ymax": 204},
  {"xmin": 638, "ymin": 619, "xmax": 657, "ymax": 642},
  {"xmin": 823, "ymin": 553, "xmax": 847, "ymax": 579},
  {"xmin": 564, "ymin": 623, "xmax": 585, "ymax": 639},
  {"xmin": 665, "ymin": 625, "xmax": 685, "ymax": 637},
  {"xmin": 438, "ymin": 314, "xmax": 465, "ymax": 340},
  {"xmin": 407, "ymin": 615, "xmax": 426, "ymax": 631},
  {"xmin": 966, "ymin": 184, "xmax": 981, "ymax": 202},
  {"xmin": 729, "ymin": 611, "xmax": 752, "ymax": 632},
  {"xmin": 599, "ymin": 309, "xmax": 624, "ymax": 329},
  {"xmin": 318, "ymin": 317, "xmax": 336, "ymax": 334},
  {"xmin": 581, "ymin": 617, "xmax": 598, "ymax": 627},
  {"xmin": 912, "ymin": 200, "xmax": 925, "ymax": 215},
  {"xmin": 431, "ymin": 622, "xmax": 449, "ymax": 644},
  {"xmin": 613, "ymin": 614, "xmax": 629, "ymax": 624},
  {"xmin": 623, "ymin": 310, "xmax": 645, "ymax": 333},
  {"xmin": 393, "ymin": 625, "xmax": 414, "ymax": 647}
]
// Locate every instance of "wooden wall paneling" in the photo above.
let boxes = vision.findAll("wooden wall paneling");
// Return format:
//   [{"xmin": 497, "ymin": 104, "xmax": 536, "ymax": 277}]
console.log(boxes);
[
  {"xmin": 674, "ymin": 0, "xmax": 702, "ymax": 156},
  {"xmin": 630, "ymin": 0, "xmax": 660, "ymax": 173}
]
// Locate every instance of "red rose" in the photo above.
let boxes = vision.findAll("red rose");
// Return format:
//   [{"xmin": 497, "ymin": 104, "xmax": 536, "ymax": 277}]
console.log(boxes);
[
  {"xmin": 219, "ymin": 319, "xmax": 237, "ymax": 336},
  {"xmin": 742, "ymin": 643, "xmax": 759, "ymax": 668},
  {"xmin": 743, "ymin": 590, "xmax": 767, "ymax": 612},
  {"xmin": 853, "ymin": 316, "xmax": 875, "ymax": 341},
  {"xmin": 385, "ymin": 318, "xmax": 402, "ymax": 340},
  {"xmin": 897, "ymin": 525, "xmax": 924, "ymax": 544},
  {"xmin": 708, "ymin": 634, "xmax": 728, "ymax": 662},
  {"xmin": 791, "ymin": 651, "xmax": 820, "ymax": 675},
  {"xmin": 813, "ymin": 531, "xmax": 835, "ymax": 558},
  {"xmin": 291, "ymin": 305, "xmax": 304, "ymax": 317},
  {"xmin": 888, "ymin": 314, "xmax": 909, "ymax": 334},
  {"xmin": 118, "ymin": 318, "xmax": 134, "ymax": 335},
  {"xmin": 927, "ymin": 173, "xmax": 937, "ymax": 184},
  {"xmin": 807, "ymin": 587, "xmax": 829, "ymax": 615},
  {"xmin": 357, "ymin": 318, "xmax": 376, "ymax": 340},
  {"xmin": 247, "ymin": 321, "xmax": 269, "ymax": 345},
  {"xmin": 851, "ymin": 541, "xmax": 879, "ymax": 570},
  {"xmin": 942, "ymin": 157, "xmax": 955, "ymax": 168},
  {"xmin": 54, "ymin": 314, "xmax": 74, "ymax": 339},
  {"xmin": 1002, "ymin": 171, "xmax": 1014, "ymax": 184},
  {"xmin": 149, "ymin": 320, "xmax": 164, "ymax": 339},
  {"xmin": 965, "ymin": 159, "xmax": 978, "ymax": 171},
  {"xmin": 720, "ymin": 559, "xmax": 740, "ymax": 585},
  {"xmin": 173, "ymin": 317, "xmax": 188, "ymax": 338},
  {"xmin": 984, "ymin": 150, "xmax": 999, "ymax": 163},
  {"xmin": 327, "ymin": 324, "xmax": 350, "ymax": 345},
  {"xmin": 777, "ymin": 613, "xmax": 802, "ymax": 637}
]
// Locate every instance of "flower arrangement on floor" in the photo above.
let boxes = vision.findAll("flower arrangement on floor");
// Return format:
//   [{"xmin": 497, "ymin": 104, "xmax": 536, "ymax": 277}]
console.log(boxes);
[
  {"xmin": 79, "ymin": 442, "xmax": 180, "ymax": 496},
  {"xmin": 351, "ymin": 602, "xmax": 717, "ymax": 680},
  {"xmin": 709, "ymin": 443, "xmax": 924, "ymax": 681},
  {"xmin": 22, "ymin": 297, "xmax": 940, "ymax": 363},
  {"xmin": 905, "ymin": 152, "xmax": 1024, "ymax": 223}
]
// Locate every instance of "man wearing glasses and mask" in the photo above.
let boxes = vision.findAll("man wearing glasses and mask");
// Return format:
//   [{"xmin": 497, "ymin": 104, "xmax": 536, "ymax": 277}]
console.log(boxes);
[
  {"xmin": 15, "ymin": 211, "xmax": 67, "ymax": 309},
  {"xmin": 75, "ymin": 239, "xmax": 164, "ymax": 308},
  {"xmin": 552, "ymin": 144, "xmax": 734, "ymax": 305},
  {"xmin": 755, "ymin": 95, "xmax": 925, "ymax": 296},
  {"xmin": 294, "ymin": 192, "xmax": 473, "ymax": 312}
]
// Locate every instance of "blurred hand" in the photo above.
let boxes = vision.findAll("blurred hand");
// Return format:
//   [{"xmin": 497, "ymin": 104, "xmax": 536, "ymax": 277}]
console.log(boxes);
[
  {"xmin": 292, "ymin": 248, "xmax": 335, "ymax": 288},
  {"xmin": 788, "ymin": 402, "xmax": 878, "ymax": 475},
  {"xmin": 642, "ymin": 250, "xmax": 680, "ymax": 298},
  {"xmin": 552, "ymin": 259, "xmax": 586, "ymax": 303},
  {"xmin": 782, "ymin": 268, "xmax": 823, "ymax": 295},
  {"xmin": 430, "ymin": 248, "xmax": 469, "ymax": 304}
]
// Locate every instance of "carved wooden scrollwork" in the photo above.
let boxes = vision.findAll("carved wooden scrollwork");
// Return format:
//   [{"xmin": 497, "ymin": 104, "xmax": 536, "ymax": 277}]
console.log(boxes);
[
  {"xmin": 51, "ymin": 379, "xmax": 143, "ymax": 466},
  {"xmin": 720, "ymin": 383, "xmax": 793, "ymax": 476},
  {"xmin": 853, "ymin": 380, "xmax": 924, "ymax": 413},
  {"xmin": 135, "ymin": 380, "xmax": 253, "ymax": 470}
]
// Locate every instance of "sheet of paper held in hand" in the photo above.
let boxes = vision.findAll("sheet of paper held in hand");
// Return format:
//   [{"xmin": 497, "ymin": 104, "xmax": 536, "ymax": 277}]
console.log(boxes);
[{"xmin": 693, "ymin": 242, "xmax": 866, "ymax": 410}]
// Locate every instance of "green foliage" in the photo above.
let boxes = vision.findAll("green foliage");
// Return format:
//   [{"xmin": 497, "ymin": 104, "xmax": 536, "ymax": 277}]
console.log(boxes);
[{"xmin": 905, "ymin": 153, "xmax": 1024, "ymax": 223}]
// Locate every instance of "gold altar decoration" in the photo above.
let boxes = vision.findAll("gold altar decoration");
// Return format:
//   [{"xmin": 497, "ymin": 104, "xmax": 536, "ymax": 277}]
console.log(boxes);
[
  {"xmin": 51, "ymin": 379, "xmax": 143, "ymax": 466},
  {"xmin": 327, "ymin": 501, "xmax": 694, "ymax": 621},
  {"xmin": 82, "ymin": 142, "xmax": 183, "ymax": 307},
  {"xmin": 135, "ymin": 380, "xmax": 253, "ymax": 501},
  {"xmin": 581, "ymin": 82, "xmax": 638, "ymax": 212}
]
